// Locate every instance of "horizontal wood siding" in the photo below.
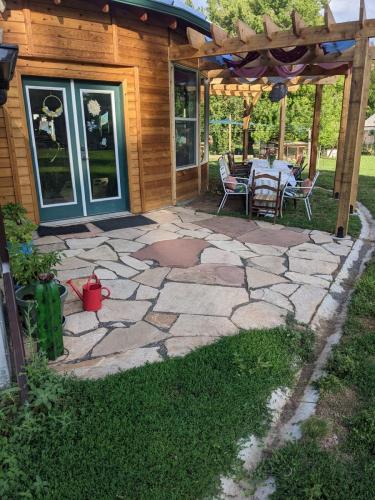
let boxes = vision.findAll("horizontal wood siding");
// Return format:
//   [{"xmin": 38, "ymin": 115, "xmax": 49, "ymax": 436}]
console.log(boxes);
[{"xmin": 0, "ymin": 0, "xmax": 203, "ymax": 220}]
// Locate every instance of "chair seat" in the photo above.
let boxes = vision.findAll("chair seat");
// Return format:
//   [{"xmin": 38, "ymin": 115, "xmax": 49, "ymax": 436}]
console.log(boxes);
[{"xmin": 284, "ymin": 191, "xmax": 306, "ymax": 199}]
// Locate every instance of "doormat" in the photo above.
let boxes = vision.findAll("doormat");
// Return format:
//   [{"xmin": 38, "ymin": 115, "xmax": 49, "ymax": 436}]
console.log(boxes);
[
  {"xmin": 93, "ymin": 215, "xmax": 155, "ymax": 232},
  {"xmin": 37, "ymin": 224, "xmax": 90, "ymax": 237}
]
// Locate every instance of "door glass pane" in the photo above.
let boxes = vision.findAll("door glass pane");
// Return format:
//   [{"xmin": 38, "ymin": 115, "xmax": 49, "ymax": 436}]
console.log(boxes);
[
  {"xmin": 176, "ymin": 121, "xmax": 196, "ymax": 167},
  {"xmin": 174, "ymin": 68, "xmax": 197, "ymax": 118},
  {"xmin": 81, "ymin": 91, "xmax": 119, "ymax": 200},
  {"xmin": 27, "ymin": 88, "xmax": 75, "ymax": 206}
]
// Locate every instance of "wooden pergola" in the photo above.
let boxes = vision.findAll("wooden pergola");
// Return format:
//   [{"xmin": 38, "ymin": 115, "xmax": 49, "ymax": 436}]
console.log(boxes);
[{"xmin": 169, "ymin": 2, "xmax": 375, "ymax": 237}]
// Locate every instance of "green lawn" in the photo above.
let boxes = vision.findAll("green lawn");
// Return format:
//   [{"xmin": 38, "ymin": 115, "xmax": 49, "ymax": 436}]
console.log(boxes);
[
  {"xmin": 208, "ymin": 154, "xmax": 375, "ymax": 237},
  {"xmin": 2, "ymin": 327, "xmax": 313, "ymax": 499},
  {"xmin": 258, "ymin": 257, "xmax": 375, "ymax": 499}
]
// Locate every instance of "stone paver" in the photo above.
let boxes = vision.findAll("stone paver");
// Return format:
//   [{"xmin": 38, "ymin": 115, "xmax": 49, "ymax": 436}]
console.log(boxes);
[
  {"xmin": 120, "ymin": 255, "xmax": 150, "ymax": 270},
  {"xmin": 251, "ymin": 289, "xmax": 293, "ymax": 312},
  {"xmin": 82, "ymin": 245, "xmax": 118, "ymax": 261},
  {"xmin": 170, "ymin": 315, "xmax": 237, "ymax": 337},
  {"xmin": 289, "ymin": 257, "xmax": 339, "ymax": 276},
  {"xmin": 145, "ymin": 312, "xmax": 178, "ymax": 329},
  {"xmin": 133, "ymin": 267, "xmax": 170, "ymax": 288},
  {"xmin": 132, "ymin": 239, "xmax": 210, "ymax": 268},
  {"xmin": 100, "ymin": 227, "xmax": 145, "ymax": 240},
  {"xmin": 96, "ymin": 261, "xmax": 139, "ymax": 278},
  {"xmin": 201, "ymin": 248, "xmax": 242, "ymax": 266},
  {"xmin": 165, "ymin": 336, "xmax": 217, "ymax": 357},
  {"xmin": 285, "ymin": 272, "xmax": 331, "ymax": 289},
  {"xmin": 65, "ymin": 311, "xmax": 99, "ymax": 335},
  {"xmin": 107, "ymin": 239, "xmax": 145, "ymax": 253},
  {"xmin": 249, "ymin": 256, "xmax": 287, "ymax": 275},
  {"xmin": 34, "ymin": 235, "xmax": 61, "ymax": 245},
  {"xmin": 66, "ymin": 236, "xmax": 108, "ymax": 249},
  {"xmin": 197, "ymin": 216, "xmax": 257, "ymax": 238},
  {"xmin": 49, "ymin": 207, "xmax": 354, "ymax": 379},
  {"xmin": 290, "ymin": 285, "xmax": 327, "ymax": 323},
  {"xmin": 136, "ymin": 285, "xmax": 159, "ymax": 300},
  {"xmin": 239, "ymin": 228, "xmax": 309, "ymax": 247},
  {"xmin": 63, "ymin": 328, "xmax": 107, "ymax": 361},
  {"xmin": 57, "ymin": 348, "xmax": 162, "ymax": 379},
  {"xmin": 94, "ymin": 268, "xmax": 117, "ymax": 280},
  {"xmin": 246, "ymin": 268, "xmax": 287, "ymax": 289},
  {"xmin": 92, "ymin": 321, "xmax": 167, "ymax": 356},
  {"xmin": 154, "ymin": 283, "xmax": 248, "ymax": 316},
  {"xmin": 97, "ymin": 300, "xmax": 151, "ymax": 322},
  {"xmin": 232, "ymin": 302, "xmax": 287, "ymax": 330},
  {"xmin": 136, "ymin": 229, "xmax": 181, "ymax": 245},
  {"xmin": 100, "ymin": 279, "xmax": 138, "ymax": 300},
  {"xmin": 167, "ymin": 264, "xmax": 245, "ymax": 287}
]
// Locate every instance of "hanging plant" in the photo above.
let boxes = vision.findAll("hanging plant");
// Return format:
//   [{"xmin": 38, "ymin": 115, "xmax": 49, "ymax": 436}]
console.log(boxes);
[{"xmin": 87, "ymin": 99, "xmax": 101, "ymax": 117}]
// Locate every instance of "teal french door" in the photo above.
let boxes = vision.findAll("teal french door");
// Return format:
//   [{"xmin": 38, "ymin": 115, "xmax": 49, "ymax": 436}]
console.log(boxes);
[{"xmin": 23, "ymin": 78, "xmax": 128, "ymax": 222}]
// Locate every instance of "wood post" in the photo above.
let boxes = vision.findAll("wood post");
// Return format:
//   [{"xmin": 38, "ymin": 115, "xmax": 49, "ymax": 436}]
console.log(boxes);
[
  {"xmin": 278, "ymin": 95, "xmax": 287, "ymax": 159},
  {"xmin": 333, "ymin": 71, "xmax": 352, "ymax": 198},
  {"xmin": 242, "ymin": 96, "xmax": 251, "ymax": 160},
  {"xmin": 309, "ymin": 85, "xmax": 323, "ymax": 178},
  {"xmin": 336, "ymin": 37, "xmax": 371, "ymax": 237}
]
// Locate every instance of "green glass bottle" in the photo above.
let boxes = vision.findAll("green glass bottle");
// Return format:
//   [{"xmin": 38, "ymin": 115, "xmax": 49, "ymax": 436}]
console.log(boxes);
[{"xmin": 34, "ymin": 273, "xmax": 64, "ymax": 360}]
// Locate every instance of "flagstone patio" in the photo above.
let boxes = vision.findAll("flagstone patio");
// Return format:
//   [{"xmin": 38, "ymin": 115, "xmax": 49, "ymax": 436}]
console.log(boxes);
[{"xmin": 34, "ymin": 207, "xmax": 354, "ymax": 379}]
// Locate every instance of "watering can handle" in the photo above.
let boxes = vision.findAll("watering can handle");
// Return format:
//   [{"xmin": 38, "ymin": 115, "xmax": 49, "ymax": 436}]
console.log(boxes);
[
  {"xmin": 87, "ymin": 274, "xmax": 99, "ymax": 285},
  {"xmin": 101, "ymin": 287, "xmax": 111, "ymax": 300}
]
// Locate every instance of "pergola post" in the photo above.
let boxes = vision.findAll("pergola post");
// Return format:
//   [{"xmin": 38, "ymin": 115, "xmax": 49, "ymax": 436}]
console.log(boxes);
[
  {"xmin": 336, "ymin": 37, "xmax": 371, "ymax": 237},
  {"xmin": 333, "ymin": 71, "xmax": 352, "ymax": 198},
  {"xmin": 242, "ymin": 96, "xmax": 251, "ymax": 160},
  {"xmin": 278, "ymin": 95, "xmax": 287, "ymax": 159},
  {"xmin": 309, "ymin": 85, "xmax": 323, "ymax": 178}
]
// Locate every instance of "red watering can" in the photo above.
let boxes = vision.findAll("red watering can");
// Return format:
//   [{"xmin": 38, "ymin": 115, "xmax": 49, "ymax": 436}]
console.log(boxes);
[{"xmin": 67, "ymin": 274, "xmax": 110, "ymax": 312}]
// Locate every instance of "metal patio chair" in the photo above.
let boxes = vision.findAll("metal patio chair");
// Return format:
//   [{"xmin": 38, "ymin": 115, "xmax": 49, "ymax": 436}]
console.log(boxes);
[
  {"xmin": 282, "ymin": 171, "xmax": 320, "ymax": 221},
  {"xmin": 218, "ymin": 156, "xmax": 249, "ymax": 215}
]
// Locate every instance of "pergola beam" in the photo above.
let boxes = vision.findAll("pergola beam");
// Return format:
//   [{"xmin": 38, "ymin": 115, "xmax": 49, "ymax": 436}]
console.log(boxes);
[
  {"xmin": 324, "ymin": 5, "xmax": 336, "ymax": 32},
  {"xmin": 359, "ymin": 0, "xmax": 366, "ymax": 29},
  {"xmin": 263, "ymin": 15, "xmax": 282, "ymax": 41},
  {"xmin": 170, "ymin": 19, "xmax": 375, "ymax": 61},
  {"xmin": 211, "ymin": 24, "xmax": 229, "ymax": 46},
  {"xmin": 292, "ymin": 10, "xmax": 306, "ymax": 37},
  {"xmin": 186, "ymin": 27, "xmax": 206, "ymax": 49},
  {"xmin": 236, "ymin": 19, "xmax": 256, "ymax": 43}
]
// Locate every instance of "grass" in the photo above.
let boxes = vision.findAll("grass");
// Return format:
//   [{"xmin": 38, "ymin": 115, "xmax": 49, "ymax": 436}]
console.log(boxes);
[
  {"xmin": 2, "ymin": 327, "xmax": 313, "ymax": 499},
  {"xmin": 257, "ymin": 257, "xmax": 375, "ymax": 499},
  {"xmin": 207, "ymin": 155, "xmax": 369, "ymax": 238}
]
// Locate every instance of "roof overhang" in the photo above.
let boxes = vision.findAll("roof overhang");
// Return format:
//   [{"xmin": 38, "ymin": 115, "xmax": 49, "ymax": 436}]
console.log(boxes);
[{"xmin": 112, "ymin": 0, "xmax": 211, "ymax": 35}]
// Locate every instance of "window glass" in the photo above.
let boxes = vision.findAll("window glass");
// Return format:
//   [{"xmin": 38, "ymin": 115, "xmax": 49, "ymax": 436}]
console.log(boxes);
[
  {"xmin": 174, "ymin": 68, "xmax": 197, "ymax": 119},
  {"xmin": 176, "ymin": 121, "xmax": 196, "ymax": 168}
]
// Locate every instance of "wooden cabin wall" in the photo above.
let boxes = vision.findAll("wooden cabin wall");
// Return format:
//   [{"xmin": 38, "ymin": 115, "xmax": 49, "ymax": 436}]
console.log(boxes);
[{"xmin": 0, "ymin": 0, "xmax": 204, "ymax": 221}]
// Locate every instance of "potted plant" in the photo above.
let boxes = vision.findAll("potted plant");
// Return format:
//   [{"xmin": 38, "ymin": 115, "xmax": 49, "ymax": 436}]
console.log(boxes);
[{"xmin": 11, "ymin": 246, "xmax": 67, "ymax": 325}]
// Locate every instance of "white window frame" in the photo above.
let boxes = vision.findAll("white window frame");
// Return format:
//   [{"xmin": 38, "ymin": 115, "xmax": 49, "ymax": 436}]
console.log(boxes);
[{"xmin": 173, "ymin": 64, "xmax": 199, "ymax": 170}]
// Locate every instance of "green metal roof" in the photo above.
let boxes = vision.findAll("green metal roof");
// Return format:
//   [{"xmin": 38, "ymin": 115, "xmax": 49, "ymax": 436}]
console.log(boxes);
[{"xmin": 112, "ymin": 0, "xmax": 211, "ymax": 35}]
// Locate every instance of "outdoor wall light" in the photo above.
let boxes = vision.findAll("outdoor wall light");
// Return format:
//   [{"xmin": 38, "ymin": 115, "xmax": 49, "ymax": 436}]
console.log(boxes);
[{"xmin": 0, "ymin": 44, "xmax": 19, "ymax": 105}]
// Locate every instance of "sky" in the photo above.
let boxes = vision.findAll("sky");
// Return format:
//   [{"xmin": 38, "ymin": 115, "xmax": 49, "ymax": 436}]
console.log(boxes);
[{"xmin": 193, "ymin": 0, "xmax": 375, "ymax": 22}]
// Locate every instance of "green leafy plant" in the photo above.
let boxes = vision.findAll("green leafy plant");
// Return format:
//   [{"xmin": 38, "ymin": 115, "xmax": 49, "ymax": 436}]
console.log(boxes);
[
  {"xmin": 4, "ymin": 219, "xmax": 37, "ymax": 245},
  {"xmin": 10, "ymin": 247, "xmax": 61, "ymax": 286},
  {"xmin": 1, "ymin": 202, "xmax": 28, "ymax": 223},
  {"xmin": 2, "ymin": 202, "xmax": 37, "ymax": 244}
]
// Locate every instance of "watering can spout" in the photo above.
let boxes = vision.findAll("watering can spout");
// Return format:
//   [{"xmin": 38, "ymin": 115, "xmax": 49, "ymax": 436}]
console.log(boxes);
[{"xmin": 66, "ymin": 279, "xmax": 83, "ymax": 301}]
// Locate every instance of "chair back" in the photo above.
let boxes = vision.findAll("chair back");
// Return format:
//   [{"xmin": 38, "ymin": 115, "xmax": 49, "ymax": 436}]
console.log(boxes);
[
  {"xmin": 227, "ymin": 151, "xmax": 235, "ymax": 171},
  {"xmin": 219, "ymin": 156, "xmax": 230, "ymax": 190},
  {"xmin": 251, "ymin": 171, "xmax": 282, "ymax": 197}
]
